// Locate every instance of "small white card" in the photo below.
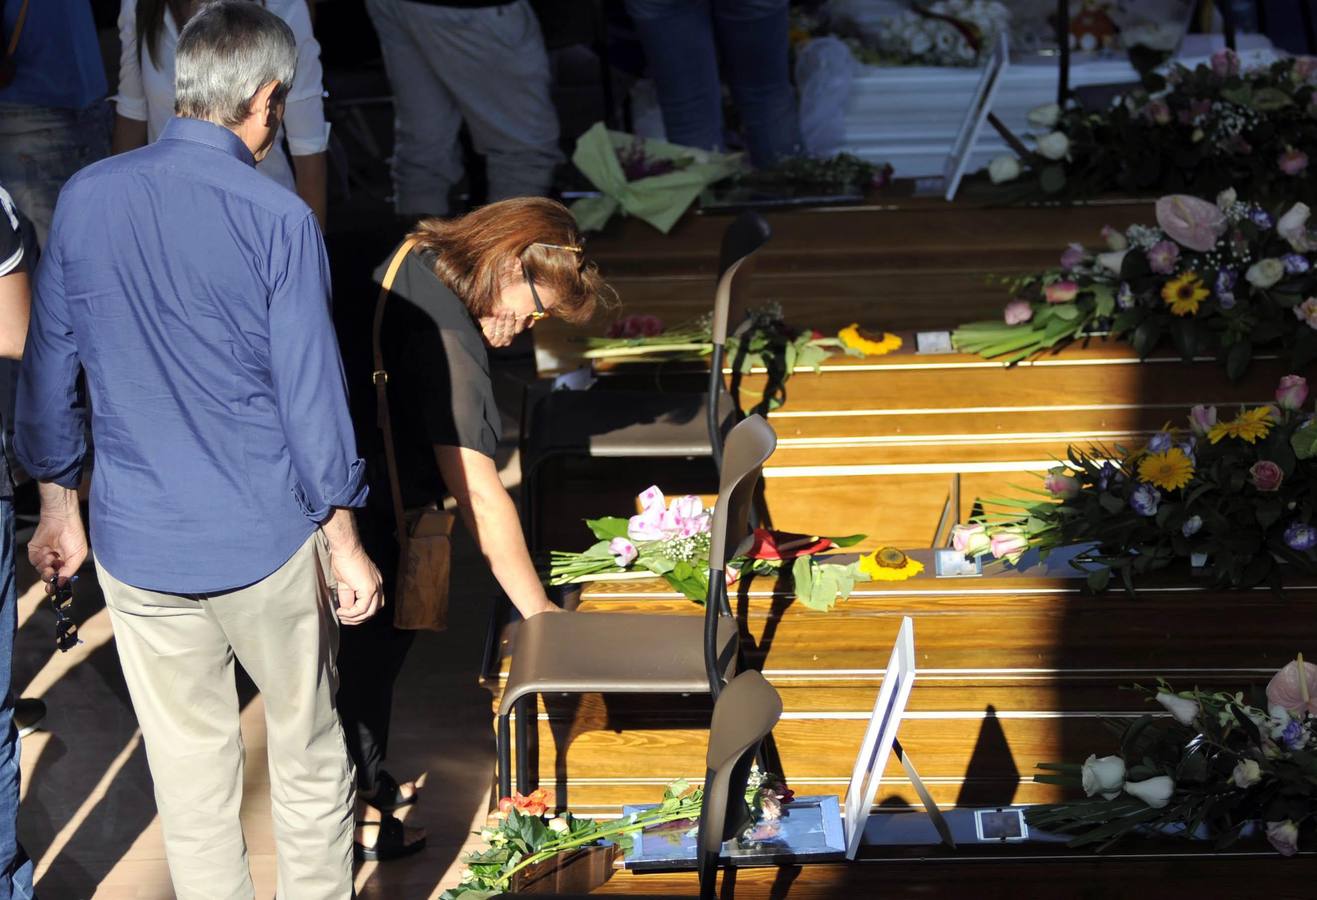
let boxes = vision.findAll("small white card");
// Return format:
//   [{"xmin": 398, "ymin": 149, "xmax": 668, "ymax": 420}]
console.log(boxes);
[{"xmin": 916, "ymin": 331, "xmax": 954, "ymax": 354}]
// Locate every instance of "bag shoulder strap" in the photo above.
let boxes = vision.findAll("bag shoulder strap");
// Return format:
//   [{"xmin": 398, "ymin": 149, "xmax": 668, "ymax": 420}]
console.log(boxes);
[
  {"xmin": 5, "ymin": 0, "xmax": 30, "ymax": 60},
  {"xmin": 373, "ymin": 237, "xmax": 421, "ymax": 553}
]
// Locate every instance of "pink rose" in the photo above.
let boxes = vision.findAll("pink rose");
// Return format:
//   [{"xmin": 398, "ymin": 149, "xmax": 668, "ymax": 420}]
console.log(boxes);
[
  {"xmin": 1249, "ymin": 460, "xmax": 1284, "ymax": 492},
  {"xmin": 951, "ymin": 523, "xmax": 989, "ymax": 555},
  {"xmin": 1060, "ymin": 242, "xmax": 1086, "ymax": 270},
  {"xmin": 1143, "ymin": 99, "xmax": 1172, "ymax": 125},
  {"xmin": 1100, "ymin": 225, "xmax": 1128, "ymax": 250},
  {"xmin": 1296, "ymin": 297, "xmax": 1317, "ymax": 329},
  {"xmin": 1188, "ymin": 404, "xmax": 1218, "ymax": 436},
  {"xmin": 1211, "ymin": 48, "xmax": 1240, "ymax": 77},
  {"xmin": 1155, "ymin": 195, "xmax": 1228, "ymax": 253},
  {"xmin": 1044, "ymin": 281, "xmax": 1079, "ymax": 304},
  {"xmin": 1279, "ymin": 148, "xmax": 1310, "ymax": 176},
  {"xmin": 1276, "ymin": 374, "xmax": 1310, "ymax": 410},
  {"xmin": 989, "ymin": 530, "xmax": 1029, "ymax": 561},
  {"xmin": 1043, "ymin": 467, "xmax": 1081, "ymax": 498},
  {"xmin": 1266, "ymin": 659, "xmax": 1317, "ymax": 715},
  {"xmin": 1003, "ymin": 299, "xmax": 1034, "ymax": 325}
]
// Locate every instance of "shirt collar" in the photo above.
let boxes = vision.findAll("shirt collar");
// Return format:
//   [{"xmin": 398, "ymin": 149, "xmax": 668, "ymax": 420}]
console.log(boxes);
[{"xmin": 159, "ymin": 117, "xmax": 257, "ymax": 168}]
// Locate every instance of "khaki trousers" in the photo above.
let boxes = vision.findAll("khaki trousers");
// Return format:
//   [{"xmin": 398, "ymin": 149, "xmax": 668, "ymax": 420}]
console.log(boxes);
[{"xmin": 97, "ymin": 532, "xmax": 354, "ymax": 900}]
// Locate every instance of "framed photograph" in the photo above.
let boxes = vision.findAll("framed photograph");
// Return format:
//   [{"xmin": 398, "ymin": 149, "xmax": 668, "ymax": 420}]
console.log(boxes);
[
  {"xmin": 943, "ymin": 32, "xmax": 1010, "ymax": 202},
  {"xmin": 843, "ymin": 616, "xmax": 916, "ymax": 859}
]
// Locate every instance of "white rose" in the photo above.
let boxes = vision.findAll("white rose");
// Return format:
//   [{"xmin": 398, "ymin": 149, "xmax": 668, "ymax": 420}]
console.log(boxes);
[
  {"xmin": 1246, "ymin": 258, "xmax": 1286, "ymax": 289},
  {"xmin": 1028, "ymin": 103, "xmax": 1062, "ymax": 128},
  {"xmin": 1123, "ymin": 775, "xmax": 1175, "ymax": 809},
  {"xmin": 1266, "ymin": 820, "xmax": 1300, "ymax": 856},
  {"xmin": 988, "ymin": 155, "xmax": 1021, "ymax": 184},
  {"xmin": 1216, "ymin": 187, "xmax": 1238, "ymax": 210},
  {"xmin": 1036, "ymin": 132, "xmax": 1070, "ymax": 160},
  {"xmin": 1278, "ymin": 203, "xmax": 1317, "ymax": 252},
  {"xmin": 1097, "ymin": 249, "xmax": 1129, "ymax": 274},
  {"xmin": 1231, "ymin": 759, "xmax": 1262, "ymax": 788},
  {"xmin": 1156, "ymin": 692, "xmax": 1201, "ymax": 726},
  {"xmin": 1081, "ymin": 754, "xmax": 1126, "ymax": 799},
  {"xmin": 547, "ymin": 816, "xmax": 570, "ymax": 834}
]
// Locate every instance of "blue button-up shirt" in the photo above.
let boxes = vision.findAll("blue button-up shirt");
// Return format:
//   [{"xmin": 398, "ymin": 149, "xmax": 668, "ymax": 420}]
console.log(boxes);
[{"xmin": 16, "ymin": 117, "xmax": 366, "ymax": 593}]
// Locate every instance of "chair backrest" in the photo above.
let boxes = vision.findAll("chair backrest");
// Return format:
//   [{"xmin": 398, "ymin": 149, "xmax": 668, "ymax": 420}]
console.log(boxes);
[
  {"xmin": 703, "ymin": 415, "xmax": 776, "ymax": 695},
  {"xmin": 707, "ymin": 212, "xmax": 771, "ymax": 470},
  {"xmin": 696, "ymin": 669, "xmax": 784, "ymax": 900}
]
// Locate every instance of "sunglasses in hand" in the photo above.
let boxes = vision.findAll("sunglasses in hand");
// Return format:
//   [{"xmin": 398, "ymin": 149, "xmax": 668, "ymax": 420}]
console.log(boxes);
[{"xmin": 49, "ymin": 575, "xmax": 81, "ymax": 653}]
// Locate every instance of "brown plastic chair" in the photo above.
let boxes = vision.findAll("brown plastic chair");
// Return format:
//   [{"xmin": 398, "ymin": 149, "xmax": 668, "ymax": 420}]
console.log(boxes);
[
  {"xmin": 497, "ymin": 414, "xmax": 778, "ymax": 799},
  {"xmin": 520, "ymin": 211, "xmax": 772, "ymax": 552},
  {"xmin": 694, "ymin": 668, "xmax": 784, "ymax": 900}
]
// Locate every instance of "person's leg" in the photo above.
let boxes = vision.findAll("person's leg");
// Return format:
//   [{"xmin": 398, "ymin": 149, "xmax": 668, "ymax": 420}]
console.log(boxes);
[
  {"xmin": 406, "ymin": 1, "xmax": 563, "ymax": 203},
  {"xmin": 0, "ymin": 103, "xmax": 83, "ymax": 246},
  {"xmin": 364, "ymin": 0, "xmax": 465, "ymax": 216},
  {"xmin": 210, "ymin": 532, "xmax": 353, "ymax": 899},
  {"xmin": 97, "ymin": 561, "xmax": 253, "ymax": 900},
  {"xmin": 712, "ymin": 0, "xmax": 801, "ymax": 166},
  {"xmin": 623, "ymin": 0, "xmax": 725, "ymax": 152},
  {"xmin": 0, "ymin": 499, "xmax": 33, "ymax": 900}
]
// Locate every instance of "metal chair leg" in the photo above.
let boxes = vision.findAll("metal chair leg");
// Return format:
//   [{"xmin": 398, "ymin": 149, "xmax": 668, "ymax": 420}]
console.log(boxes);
[
  {"xmin": 497, "ymin": 711, "xmax": 513, "ymax": 800},
  {"xmin": 515, "ymin": 694, "xmax": 534, "ymax": 794}
]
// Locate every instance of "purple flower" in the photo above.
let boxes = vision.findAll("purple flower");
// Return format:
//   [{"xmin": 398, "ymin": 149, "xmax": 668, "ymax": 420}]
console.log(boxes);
[
  {"xmin": 1177, "ymin": 436, "xmax": 1197, "ymax": 463},
  {"xmin": 1281, "ymin": 718, "xmax": 1306, "ymax": 750},
  {"xmin": 1284, "ymin": 253, "xmax": 1312, "ymax": 274},
  {"xmin": 1215, "ymin": 269, "xmax": 1237, "ymax": 309},
  {"xmin": 1130, "ymin": 484, "xmax": 1161, "ymax": 517},
  {"xmin": 1097, "ymin": 462, "xmax": 1120, "ymax": 490},
  {"xmin": 1117, "ymin": 283, "xmax": 1135, "ymax": 309},
  {"xmin": 1060, "ymin": 243, "xmax": 1086, "ymax": 270},
  {"xmin": 1148, "ymin": 240, "xmax": 1180, "ymax": 274},
  {"xmin": 1147, "ymin": 431, "xmax": 1173, "ymax": 453},
  {"xmin": 1285, "ymin": 521, "xmax": 1317, "ymax": 551},
  {"xmin": 1250, "ymin": 208, "xmax": 1275, "ymax": 230},
  {"xmin": 1182, "ymin": 515, "xmax": 1202, "ymax": 537}
]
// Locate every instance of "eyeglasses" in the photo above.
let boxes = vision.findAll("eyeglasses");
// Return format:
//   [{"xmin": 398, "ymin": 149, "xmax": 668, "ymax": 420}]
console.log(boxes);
[
  {"xmin": 49, "ymin": 575, "xmax": 81, "ymax": 653},
  {"xmin": 525, "ymin": 267, "xmax": 548, "ymax": 321}
]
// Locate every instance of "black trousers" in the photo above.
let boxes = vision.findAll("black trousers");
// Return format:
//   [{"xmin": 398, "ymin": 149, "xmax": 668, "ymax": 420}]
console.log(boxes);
[{"xmin": 336, "ymin": 606, "xmax": 416, "ymax": 793}]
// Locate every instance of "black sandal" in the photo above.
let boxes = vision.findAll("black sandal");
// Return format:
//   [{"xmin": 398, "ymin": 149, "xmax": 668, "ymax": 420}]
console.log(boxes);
[
  {"xmin": 361, "ymin": 770, "xmax": 417, "ymax": 814},
  {"xmin": 354, "ymin": 814, "xmax": 426, "ymax": 862}
]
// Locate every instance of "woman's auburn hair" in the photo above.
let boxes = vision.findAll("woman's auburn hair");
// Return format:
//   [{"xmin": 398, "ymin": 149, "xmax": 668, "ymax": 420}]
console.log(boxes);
[{"xmin": 406, "ymin": 197, "xmax": 608, "ymax": 325}]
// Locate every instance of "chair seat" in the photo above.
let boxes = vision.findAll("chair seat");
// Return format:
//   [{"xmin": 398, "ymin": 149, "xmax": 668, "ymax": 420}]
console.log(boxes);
[
  {"xmin": 525, "ymin": 389, "xmax": 734, "ymax": 460},
  {"xmin": 499, "ymin": 610, "xmax": 739, "ymax": 715}
]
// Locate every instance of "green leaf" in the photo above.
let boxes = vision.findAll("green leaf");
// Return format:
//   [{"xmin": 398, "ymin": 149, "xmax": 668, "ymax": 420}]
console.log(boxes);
[
  {"xmin": 830, "ymin": 533, "xmax": 867, "ymax": 548},
  {"xmin": 1251, "ymin": 86, "xmax": 1293, "ymax": 110},
  {"xmin": 791, "ymin": 555, "xmax": 814, "ymax": 601},
  {"xmin": 1292, "ymin": 421, "xmax": 1317, "ymax": 460},
  {"xmin": 1051, "ymin": 303, "xmax": 1081, "ymax": 322},
  {"xmin": 1092, "ymin": 283, "xmax": 1116, "ymax": 318},
  {"xmin": 586, "ymin": 517, "xmax": 630, "ymax": 541}
]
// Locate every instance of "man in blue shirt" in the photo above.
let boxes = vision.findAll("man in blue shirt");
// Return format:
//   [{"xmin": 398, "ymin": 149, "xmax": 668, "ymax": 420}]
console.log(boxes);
[{"xmin": 15, "ymin": 4, "xmax": 381, "ymax": 896}]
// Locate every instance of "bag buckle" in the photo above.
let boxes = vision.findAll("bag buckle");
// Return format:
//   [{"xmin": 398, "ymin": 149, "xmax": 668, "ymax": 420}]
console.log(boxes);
[{"xmin": 372, "ymin": 370, "xmax": 389, "ymax": 384}]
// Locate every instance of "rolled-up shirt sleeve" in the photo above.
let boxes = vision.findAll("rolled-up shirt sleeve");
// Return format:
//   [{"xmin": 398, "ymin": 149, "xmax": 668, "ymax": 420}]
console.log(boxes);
[
  {"xmin": 282, "ymin": 0, "xmax": 330, "ymax": 157},
  {"xmin": 268, "ymin": 212, "xmax": 366, "ymax": 520},
  {"xmin": 15, "ymin": 211, "xmax": 86, "ymax": 488},
  {"xmin": 113, "ymin": 0, "xmax": 148, "ymax": 122}
]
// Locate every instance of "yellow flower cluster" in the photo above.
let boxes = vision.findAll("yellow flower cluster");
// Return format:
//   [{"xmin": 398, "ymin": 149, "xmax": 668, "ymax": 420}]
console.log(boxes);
[
  {"xmin": 1160, "ymin": 271, "xmax": 1210, "ymax": 316},
  {"xmin": 858, "ymin": 547, "xmax": 924, "ymax": 581},
  {"xmin": 839, "ymin": 324, "xmax": 903, "ymax": 356},
  {"xmin": 1138, "ymin": 447, "xmax": 1195, "ymax": 491},
  {"xmin": 1208, "ymin": 406, "xmax": 1275, "ymax": 444}
]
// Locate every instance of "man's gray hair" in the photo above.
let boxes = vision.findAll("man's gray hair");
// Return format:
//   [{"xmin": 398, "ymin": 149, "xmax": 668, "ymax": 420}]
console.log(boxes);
[{"xmin": 175, "ymin": 1, "xmax": 297, "ymax": 128}]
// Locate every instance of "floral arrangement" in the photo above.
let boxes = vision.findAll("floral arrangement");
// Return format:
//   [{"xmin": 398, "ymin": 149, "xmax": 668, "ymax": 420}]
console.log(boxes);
[
  {"xmin": 857, "ymin": 1, "xmax": 1010, "ymax": 68},
  {"xmin": 548, "ymin": 485, "xmax": 925, "ymax": 609},
  {"xmin": 445, "ymin": 774, "xmax": 793, "ymax": 898},
  {"xmin": 1027, "ymin": 658, "xmax": 1317, "ymax": 855},
  {"xmin": 989, "ymin": 52, "xmax": 1317, "ymax": 204},
  {"xmin": 586, "ymin": 305, "xmax": 904, "ymax": 414},
  {"xmin": 728, "ymin": 154, "xmax": 894, "ymax": 193},
  {"xmin": 951, "ymin": 192, "xmax": 1317, "ymax": 379},
  {"xmin": 960, "ymin": 374, "xmax": 1317, "ymax": 593}
]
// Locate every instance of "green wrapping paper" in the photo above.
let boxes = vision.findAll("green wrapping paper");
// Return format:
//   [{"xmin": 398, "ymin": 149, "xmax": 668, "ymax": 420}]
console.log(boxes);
[{"xmin": 570, "ymin": 122, "xmax": 743, "ymax": 234}]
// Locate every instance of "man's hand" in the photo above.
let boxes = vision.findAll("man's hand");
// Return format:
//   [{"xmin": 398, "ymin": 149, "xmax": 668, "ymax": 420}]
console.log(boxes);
[
  {"xmin": 330, "ymin": 547, "xmax": 384, "ymax": 625},
  {"xmin": 29, "ymin": 483, "xmax": 88, "ymax": 588}
]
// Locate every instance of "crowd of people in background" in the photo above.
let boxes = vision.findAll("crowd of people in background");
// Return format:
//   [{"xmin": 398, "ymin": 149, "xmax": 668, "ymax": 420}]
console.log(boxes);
[{"xmin": 0, "ymin": 0, "xmax": 796, "ymax": 895}]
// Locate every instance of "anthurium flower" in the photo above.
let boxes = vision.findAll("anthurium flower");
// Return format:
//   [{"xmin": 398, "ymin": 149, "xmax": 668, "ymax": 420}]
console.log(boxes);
[
  {"xmin": 747, "ymin": 528, "xmax": 834, "ymax": 561},
  {"xmin": 1266, "ymin": 659, "xmax": 1317, "ymax": 715},
  {"xmin": 1155, "ymin": 194, "xmax": 1227, "ymax": 252}
]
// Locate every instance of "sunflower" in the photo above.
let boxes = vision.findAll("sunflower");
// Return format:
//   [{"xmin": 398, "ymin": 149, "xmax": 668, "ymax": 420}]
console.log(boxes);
[
  {"xmin": 839, "ymin": 323, "xmax": 903, "ymax": 356},
  {"xmin": 858, "ymin": 547, "xmax": 924, "ymax": 582},
  {"xmin": 1137, "ymin": 447, "xmax": 1194, "ymax": 491},
  {"xmin": 1207, "ymin": 405, "xmax": 1276, "ymax": 444},
  {"xmin": 1160, "ymin": 272, "xmax": 1210, "ymax": 316}
]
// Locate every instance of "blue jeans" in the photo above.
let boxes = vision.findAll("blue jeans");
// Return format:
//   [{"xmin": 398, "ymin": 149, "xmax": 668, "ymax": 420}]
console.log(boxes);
[
  {"xmin": 0, "ymin": 101, "xmax": 111, "ymax": 246},
  {"xmin": 624, "ymin": 0, "xmax": 801, "ymax": 167},
  {"xmin": 0, "ymin": 500, "xmax": 33, "ymax": 900}
]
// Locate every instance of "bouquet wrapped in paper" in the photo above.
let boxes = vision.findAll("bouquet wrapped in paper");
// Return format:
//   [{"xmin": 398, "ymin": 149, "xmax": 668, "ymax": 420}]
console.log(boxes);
[{"xmin": 570, "ymin": 122, "xmax": 742, "ymax": 234}]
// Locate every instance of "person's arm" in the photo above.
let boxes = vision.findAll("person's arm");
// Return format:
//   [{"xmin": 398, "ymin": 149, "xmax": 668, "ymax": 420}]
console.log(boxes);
[
  {"xmin": 267, "ymin": 211, "xmax": 379, "ymax": 621},
  {"xmin": 292, "ymin": 151, "xmax": 327, "ymax": 229},
  {"xmin": 0, "ymin": 267, "xmax": 30, "ymax": 360},
  {"xmin": 112, "ymin": 0, "xmax": 150, "ymax": 155},
  {"xmin": 15, "ymin": 209, "xmax": 89, "ymax": 586},
  {"xmin": 434, "ymin": 445, "xmax": 557, "ymax": 618}
]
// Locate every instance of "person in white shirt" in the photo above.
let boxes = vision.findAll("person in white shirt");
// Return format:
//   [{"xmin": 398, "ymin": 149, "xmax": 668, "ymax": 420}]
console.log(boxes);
[{"xmin": 111, "ymin": 0, "xmax": 330, "ymax": 226}]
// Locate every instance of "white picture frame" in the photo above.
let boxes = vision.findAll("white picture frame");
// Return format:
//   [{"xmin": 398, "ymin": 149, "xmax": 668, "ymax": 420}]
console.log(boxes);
[
  {"xmin": 843, "ymin": 616, "xmax": 916, "ymax": 859},
  {"xmin": 943, "ymin": 31, "xmax": 1011, "ymax": 202}
]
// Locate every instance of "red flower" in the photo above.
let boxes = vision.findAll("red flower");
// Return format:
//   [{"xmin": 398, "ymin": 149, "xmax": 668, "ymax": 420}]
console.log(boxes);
[
  {"xmin": 747, "ymin": 528, "xmax": 835, "ymax": 560},
  {"xmin": 497, "ymin": 788, "xmax": 550, "ymax": 817}
]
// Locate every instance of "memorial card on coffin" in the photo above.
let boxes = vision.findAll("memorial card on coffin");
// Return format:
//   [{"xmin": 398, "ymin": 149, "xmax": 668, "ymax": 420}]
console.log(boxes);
[{"xmin": 943, "ymin": 32, "xmax": 1010, "ymax": 202}]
